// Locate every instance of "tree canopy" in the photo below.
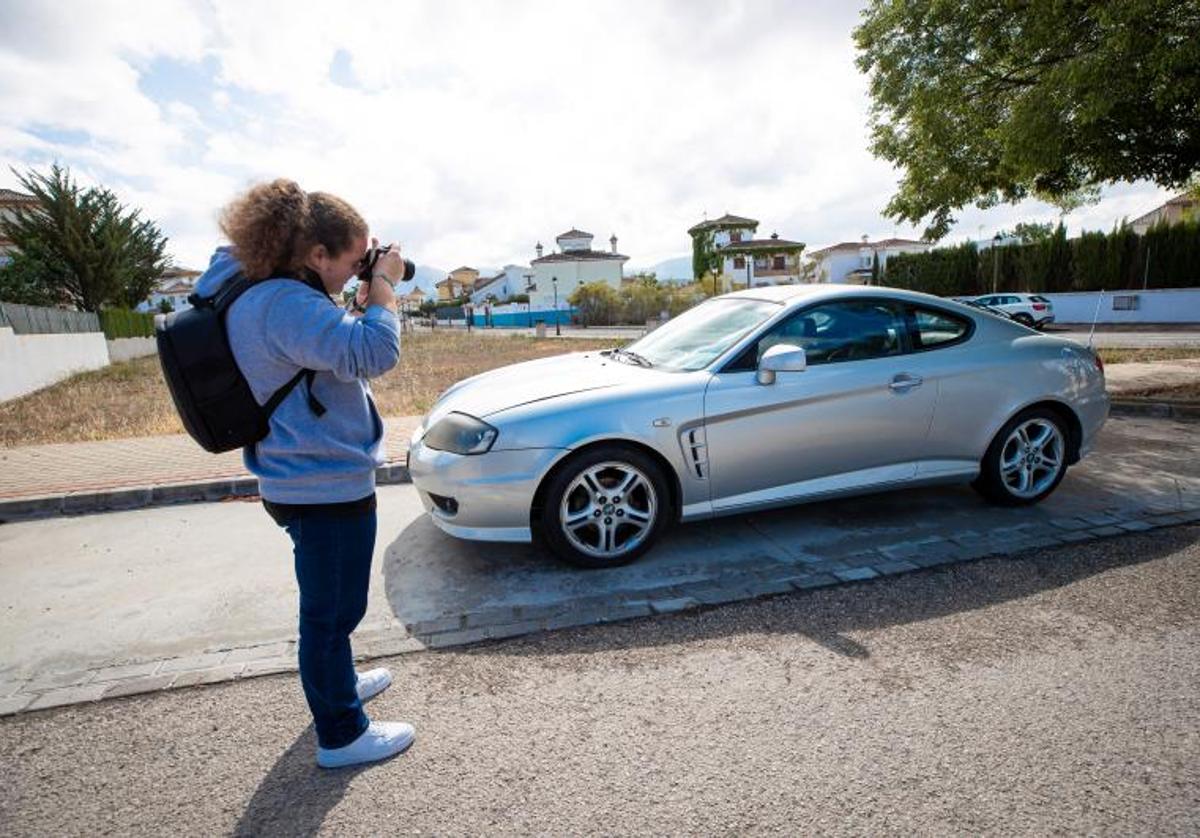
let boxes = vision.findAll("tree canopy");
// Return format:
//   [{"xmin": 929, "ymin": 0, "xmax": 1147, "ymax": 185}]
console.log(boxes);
[
  {"xmin": 854, "ymin": 0, "xmax": 1200, "ymax": 240},
  {"xmin": 0, "ymin": 164, "xmax": 171, "ymax": 311}
]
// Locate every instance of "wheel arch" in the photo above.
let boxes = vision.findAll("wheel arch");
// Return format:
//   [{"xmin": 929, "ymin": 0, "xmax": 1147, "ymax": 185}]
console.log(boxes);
[
  {"xmin": 997, "ymin": 399, "xmax": 1084, "ymax": 465},
  {"xmin": 529, "ymin": 438, "xmax": 684, "ymax": 533}
]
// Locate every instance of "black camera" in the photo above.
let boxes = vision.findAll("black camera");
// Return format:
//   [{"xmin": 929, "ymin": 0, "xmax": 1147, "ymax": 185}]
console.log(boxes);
[{"xmin": 359, "ymin": 244, "xmax": 416, "ymax": 284}]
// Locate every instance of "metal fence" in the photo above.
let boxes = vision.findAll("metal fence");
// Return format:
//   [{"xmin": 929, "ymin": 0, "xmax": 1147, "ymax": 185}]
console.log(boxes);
[{"xmin": 0, "ymin": 302, "xmax": 101, "ymax": 335}]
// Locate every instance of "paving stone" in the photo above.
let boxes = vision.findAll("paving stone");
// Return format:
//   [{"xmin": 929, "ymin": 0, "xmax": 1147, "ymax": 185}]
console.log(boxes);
[
  {"xmin": 409, "ymin": 615, "xmax": 465, "ymax": 635},
  {"xmin": 913, "ymin": 552, "xmax": 963, "ymax": 568},
  {"xmin": 0, "ymin": 680, "xmax": 28, "ymax": 698},
  {"xmin": 90, "ymin": 661, "xmax": 163, "ymax": 682},
  {"xmin": 681, "ymin": 585, "xmax": 751, "ymax": 606},
  {"xmin": 484, "ymin": 620, "xmax": 545, "ymax": 641},
  {"xmin": 150, "ymin": 481, "xmax": 230, "ymax": 505},
  {"xmin": 466, "ymin": 608, "xmax": 519, "ymax": 629},
  {"xmin": 601, "ymin": 602, "xmax": 654, "ymax": 622},
  {"xmin": 0, "ymin": 495, "xmax": 64, "ymax": 521},
  {"xmin": 0, "ymin": 694, "xmax": 34, "ymax": 716},
  {"xmin": 421, "ymin": 627, "xmax": 491, "ymax": 648},
  {"xmin": 170, "ymin": 663, "xmax": 247, "ymax": 688},
  {"xmin": 879, "ymin": 542, "xmax": 922, "ymax": 561},
  {"xmin": 1116, "ymin": 520, "xmax": 1157, "ymax": 533},
  {"xmin": 1090, "ymin": 526, "xmax": 1126, "ymax": 538},
  {"xmin": 744, "ymin": 578, "xmax": 798, "ymax": 598},
  {"xmin": 802, "ymin": 560, "xmax": 852, "ymax": 574},
  {"xmin": 357, "ymin": 635, "xmax": 425, "ymax": 659},
  {"xmin": 515, "ymin": 603, "xmax": 572, "ymax": 622},
  {"xmin": 25, "ymin": 669, "xmax": 95, "ymax": 692},
  {"xmin": 223, "ymin": 642, "xmax": 294, "ymax": 665},
  {"xmin": 791, "ymin": 573, "xmax": 839, "ymax": 590},
  {"xmin": 544, "ymin": 606, "xmax": 615, "ymax": 629},
  {"xmin": 1049, "ymin": 517, "xmax": 1093, "ymax": 531},
  {"xmin": 873, "ymin": 560, "xmax": 920, "ymax": 575},
  {"xmin": 158, "ymin": 651, "xmax": 230, "ymax": 673},
  {"xmin": 649, "ymin": 597, "xmax": 700, "ymax": 615},
  {"xmin": 834, "ymin": 567, "xmax": 879, "ymax": 582},
  {"xmin": 1056, "ymin": 531, "xmax": 1094, "ymax": 543},
  {"xmin": 1081, "ymin": 513, "xmax": 1123, "ymax": 527},
  {"xmin": 841, "ymin": 551, "xmax": 885, "ymax": 569},
  {"xmin": 102, "ymin": 674, "xmax": 177, "ymax": 700},
  {"xmin": 27, "ymin": 683, "xmax": 109, "ymax": 711},
  {"xmin": 241, "ymin": 658, "xmax": 299, "ymax": 678}
]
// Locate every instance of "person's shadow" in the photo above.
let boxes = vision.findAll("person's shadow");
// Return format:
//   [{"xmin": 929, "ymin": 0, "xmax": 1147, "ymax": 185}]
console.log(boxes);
[{"xmin": 232, "ymin": 724, "xmax": 370, "ymax": 837}]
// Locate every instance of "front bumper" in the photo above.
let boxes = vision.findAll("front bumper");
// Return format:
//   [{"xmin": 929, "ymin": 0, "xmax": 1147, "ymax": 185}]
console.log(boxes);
[{"xmin": 407, "ymin": 437, "xmax": 566, "ymax": 543}]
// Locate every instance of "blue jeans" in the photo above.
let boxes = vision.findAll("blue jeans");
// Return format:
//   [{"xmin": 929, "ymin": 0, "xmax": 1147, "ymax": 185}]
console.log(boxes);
[{"xmin": 268, "ymin": 499, "xmax": 376, "ymax": 750}]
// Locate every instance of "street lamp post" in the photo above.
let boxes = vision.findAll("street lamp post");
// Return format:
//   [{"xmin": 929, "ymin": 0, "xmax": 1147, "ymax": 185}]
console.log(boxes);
[
  {"xmin": 992, "ymin": 233, "xmax": 1002, "ymax": 294},
  {"xmin": 552, "ymin": 276, "xmax": 560, "ymax": 336}
]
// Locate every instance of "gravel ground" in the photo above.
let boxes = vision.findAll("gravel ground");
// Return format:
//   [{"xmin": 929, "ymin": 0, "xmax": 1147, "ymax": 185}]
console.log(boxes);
[{"xmin": 2, "ymin": 526, "xmax": 1198, "ymax": 836}]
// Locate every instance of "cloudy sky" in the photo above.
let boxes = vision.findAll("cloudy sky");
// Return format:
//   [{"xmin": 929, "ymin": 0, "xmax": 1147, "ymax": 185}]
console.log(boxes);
[{"xmin": 0, "ymin": 0, "xmax": 1174, "ymax": 278}]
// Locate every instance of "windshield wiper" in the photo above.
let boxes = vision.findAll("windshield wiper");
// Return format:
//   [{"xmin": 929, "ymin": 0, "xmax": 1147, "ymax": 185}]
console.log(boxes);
[{"xmin": 613, "ymin": 347, "xmax": 653, "ymax": 368}]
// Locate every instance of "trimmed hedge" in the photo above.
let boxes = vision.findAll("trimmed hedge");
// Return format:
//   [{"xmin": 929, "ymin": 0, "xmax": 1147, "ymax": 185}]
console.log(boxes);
[
  {"xmin": 884, "ymin": 219, "xmax": 1200, "ymax": 296},
  {"xmin": 99, "ymin": 307, "xmax": 155, "ymax": 339}
]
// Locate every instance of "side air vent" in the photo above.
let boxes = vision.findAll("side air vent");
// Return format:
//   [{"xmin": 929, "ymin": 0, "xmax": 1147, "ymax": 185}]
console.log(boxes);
[{"xmin": 684, "ymin": 427, "xmax": 708, "ymax": 479}]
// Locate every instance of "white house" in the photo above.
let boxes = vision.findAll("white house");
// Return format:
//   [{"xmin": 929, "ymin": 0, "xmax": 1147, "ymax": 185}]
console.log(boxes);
[
  {"xmin": 688, "ymin": 213, "xmax": 806, "ymax": 290},
  {"xmin": 528, "ymin": 229, "xmax": 627, "ymax": 309},
  {"xmin": 806, "ymin": 236, "xmax": 932, "ymax": 284},
  {"xmin": 138, "ymin": 268, "xmax": 201, "ymax": 312},
  {"xmin": 470, "ymin": 264, "xmax": 529, "ymax": 305}
]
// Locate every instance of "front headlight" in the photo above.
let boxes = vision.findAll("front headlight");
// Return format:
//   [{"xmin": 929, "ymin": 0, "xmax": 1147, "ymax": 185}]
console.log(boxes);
[{"xmin": 423, "ymin": 412, "xmax": 498, "ymax": 455}]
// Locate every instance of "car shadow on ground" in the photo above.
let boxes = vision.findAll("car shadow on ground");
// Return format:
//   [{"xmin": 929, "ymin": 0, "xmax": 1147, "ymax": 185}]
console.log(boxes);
[{"xmin": 449, "ymin": 523, "xmax": 1200, "ymax": 666}]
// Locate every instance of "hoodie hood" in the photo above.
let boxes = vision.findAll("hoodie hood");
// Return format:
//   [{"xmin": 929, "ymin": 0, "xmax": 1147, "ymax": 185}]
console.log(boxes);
[{"xmin": 193, "ymin": 246, "xmax": 244, "ymax": 299}]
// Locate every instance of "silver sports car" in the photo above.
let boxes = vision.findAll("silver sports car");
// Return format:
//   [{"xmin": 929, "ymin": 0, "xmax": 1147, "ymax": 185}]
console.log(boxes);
[{"xmin": 408, "ymin": 285, "xmax": 1108, "ymax": 568}]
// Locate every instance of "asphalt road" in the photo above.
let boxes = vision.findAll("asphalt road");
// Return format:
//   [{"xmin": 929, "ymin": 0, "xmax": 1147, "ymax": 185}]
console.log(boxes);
[{"xmin": 2, "ymin": 526, "xmax": 1197, "ymax": 836}]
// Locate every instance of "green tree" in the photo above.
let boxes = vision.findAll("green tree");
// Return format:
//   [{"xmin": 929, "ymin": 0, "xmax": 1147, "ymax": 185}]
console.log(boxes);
[
  {"xmin": 568, "ymin": 282, "xmax": 619, "ymax": 326},
  {"xmin": 0, "ymin": 252, "xmax": 58, "ymax": 306},
  {"xmin": 0, "ymin": 164, "xmax": 171, "ymax": 311},
  {"xmin": 854, "ymin": 0, "xmax": 1200, "ymax": 240},
  {"xmin": 157, "ymin": 297, "xmax": 175, "ymax": 314},
  {"xmin": 690, "ymin": 228, "xmax": 721, "ymax": 293}
]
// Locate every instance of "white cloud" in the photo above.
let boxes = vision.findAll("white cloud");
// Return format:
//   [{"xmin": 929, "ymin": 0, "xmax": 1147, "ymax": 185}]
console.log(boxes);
[{"xmin": 0, "ymin": 0, "xmax": 1172, "ymax": 273}]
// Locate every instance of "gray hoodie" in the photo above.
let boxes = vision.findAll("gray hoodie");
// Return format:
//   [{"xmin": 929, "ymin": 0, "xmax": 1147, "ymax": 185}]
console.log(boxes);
[{"xmin": 193, "ymin": 247, "xmax": 401, "ymax": 504}]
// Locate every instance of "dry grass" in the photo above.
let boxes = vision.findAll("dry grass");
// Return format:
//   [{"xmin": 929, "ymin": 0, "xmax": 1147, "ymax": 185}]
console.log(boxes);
[
  {"xmin": 1118, "ymin": 382, "xmax": 1200, "ymax": 402},
  {"xmin": 0, "ymin": 331, "xmax": 620, "ymax": 448},
  {"xmin": 1096, "ymin": 347, "xmax": 1200, "ymax": 365}
]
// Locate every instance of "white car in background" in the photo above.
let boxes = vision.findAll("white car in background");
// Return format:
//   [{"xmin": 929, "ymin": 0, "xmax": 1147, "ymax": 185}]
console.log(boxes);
[{"xmin": 970, "ymin": 293, "xmax": 1056, "ymax": 329}]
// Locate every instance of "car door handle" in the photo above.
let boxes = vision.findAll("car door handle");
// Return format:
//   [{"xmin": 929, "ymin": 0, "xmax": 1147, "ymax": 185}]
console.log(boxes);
[{"xmin": 889, "ymin": 374, "xmax": 923, "ymax": 392}]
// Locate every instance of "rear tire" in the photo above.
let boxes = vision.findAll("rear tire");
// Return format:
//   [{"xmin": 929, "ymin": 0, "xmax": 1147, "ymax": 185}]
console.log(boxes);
[
  {"xmin": 537, "ymin": 445, "xmax": 674, "ymax": 569},
  {"xmin": 973, "ymin": 407, "xmax": 1069, "ymax": 506},
  {"xmin": 1013, "ymin": 312, "xmax": 1035, "ymax": 328}
]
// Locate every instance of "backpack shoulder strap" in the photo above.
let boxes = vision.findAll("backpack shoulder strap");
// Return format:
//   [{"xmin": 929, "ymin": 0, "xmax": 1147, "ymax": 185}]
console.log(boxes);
[{"xmin": 205, "ymin": 272, "xmax": 328, "ymax": 419}]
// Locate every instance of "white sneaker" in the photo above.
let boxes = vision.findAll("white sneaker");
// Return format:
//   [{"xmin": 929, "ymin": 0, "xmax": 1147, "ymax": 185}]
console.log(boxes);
[
  {"xmin": 355, "ymin": 667, "xmax": 393, "ymax": 702},
  {"xmin": 317, "ymin": 721, "xmax": 415, "ymax": 769}
]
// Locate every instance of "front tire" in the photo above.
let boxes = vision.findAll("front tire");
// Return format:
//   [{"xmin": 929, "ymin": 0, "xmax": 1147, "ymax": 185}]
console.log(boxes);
[
  {"xmin": 973, "ymin": 408, "xmax": 1069, "ymax": 506},
  {"xmin": 538, "ymin": 445, "xmax": 673, "ymax": 569}
]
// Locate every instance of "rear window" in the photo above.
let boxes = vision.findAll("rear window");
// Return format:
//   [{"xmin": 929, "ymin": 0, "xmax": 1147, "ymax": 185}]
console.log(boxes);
[
  {"xmin": 1030, "ymin": 295, "xmax": 1050, "ymax": 303},
  {"xmin": 910, "ymin": 306, "xmax": 971, "ymax": 350}
]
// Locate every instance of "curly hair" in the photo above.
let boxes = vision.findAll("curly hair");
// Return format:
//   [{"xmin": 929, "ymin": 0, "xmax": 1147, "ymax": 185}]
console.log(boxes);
[{"xmin": 218, "ymin": 179, "xmax": 368, "ymax": 281}]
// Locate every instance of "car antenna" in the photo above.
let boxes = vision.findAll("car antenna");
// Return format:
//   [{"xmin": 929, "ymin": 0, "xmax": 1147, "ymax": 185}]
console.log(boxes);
[{"xmin": 1087, "ymin": 289, "xmax": 1104, "ymax": 350}]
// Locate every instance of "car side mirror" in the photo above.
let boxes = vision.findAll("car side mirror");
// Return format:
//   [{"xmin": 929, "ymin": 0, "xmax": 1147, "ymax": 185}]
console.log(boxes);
[{"xmin": 756, "ymin": 343, "xmax": 807, "ymax": 385}]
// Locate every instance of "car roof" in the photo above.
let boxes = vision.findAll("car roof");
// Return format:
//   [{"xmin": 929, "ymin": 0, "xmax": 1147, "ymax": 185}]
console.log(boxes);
[{"xmin": 725, "ymin": 283, "xmax": 977, "ymax": 313}]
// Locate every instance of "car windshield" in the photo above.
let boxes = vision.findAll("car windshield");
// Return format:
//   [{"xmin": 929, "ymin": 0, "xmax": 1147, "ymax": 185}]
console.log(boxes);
[{"xmin": 621, "ymin": 297, "xmax": 782, "ymax": 371}]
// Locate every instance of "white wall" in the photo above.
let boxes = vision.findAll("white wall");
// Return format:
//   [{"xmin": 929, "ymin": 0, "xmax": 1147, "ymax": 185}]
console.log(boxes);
[
  {"xmin": 530, "ymin": 258, "xmax": 624, "ymax": 308},
  {"xmin": 1041, "ymin": 288, "xmax": 1200, "ymax": 324},
  {"xmin": 107, "ymin": 336, "xmax": 158, "ymax": 363},
  {"xmin": 0, "ymin": 326, "xmax": 111, "ymax": 402}
]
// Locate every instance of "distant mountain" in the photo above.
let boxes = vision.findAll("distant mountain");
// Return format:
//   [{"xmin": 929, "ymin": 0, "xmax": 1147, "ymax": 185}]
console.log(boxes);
[
  {"xmin": 410, "ymin": 264, "xmax": 445, "ymax": 294},
  {"xmin": 629, "ymin": 255, "xmax": 693, "ymax": 284}
]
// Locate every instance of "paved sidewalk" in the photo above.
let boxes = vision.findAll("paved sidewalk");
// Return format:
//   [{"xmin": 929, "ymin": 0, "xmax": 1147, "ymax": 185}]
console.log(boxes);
[{"xmin": 0, "ymin": 415, "xmax": 422, "ymax": 502}]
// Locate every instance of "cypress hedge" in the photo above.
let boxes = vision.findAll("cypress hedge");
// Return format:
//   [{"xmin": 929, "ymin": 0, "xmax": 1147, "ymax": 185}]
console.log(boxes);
[
  {"xmin": 98, "ymin": 308, "xmax": 156, "ymax": 339},
  {"xmin": 884, "ymin": 220, "xmax": 1200, "ymax": 296}
]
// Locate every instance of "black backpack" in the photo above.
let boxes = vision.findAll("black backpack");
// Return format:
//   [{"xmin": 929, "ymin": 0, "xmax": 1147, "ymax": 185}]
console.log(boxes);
[{"xmin": 156, "ymin": 274, "xmax": 325, "ymax": 453}]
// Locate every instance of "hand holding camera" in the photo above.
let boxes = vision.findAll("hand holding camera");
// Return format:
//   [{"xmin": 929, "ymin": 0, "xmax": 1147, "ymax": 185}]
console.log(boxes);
[{"xmin": 356, "ymin": 238, "xmax": 416, "ymax": 313}]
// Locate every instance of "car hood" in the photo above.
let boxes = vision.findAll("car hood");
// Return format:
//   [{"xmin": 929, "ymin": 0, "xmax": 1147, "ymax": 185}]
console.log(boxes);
[{"xmin": 424, "ymin": 351, "xmax": 653, "ymax": 424}]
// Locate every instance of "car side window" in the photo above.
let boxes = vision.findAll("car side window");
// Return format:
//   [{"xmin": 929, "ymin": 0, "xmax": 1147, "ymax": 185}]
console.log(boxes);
[
  {"xmin": 726, "ymin": 300, "xmax": 907, "ymax": 371},
  {"xmin": 909, "ymin": 306, "xmax": 972, "ymax": 350}
]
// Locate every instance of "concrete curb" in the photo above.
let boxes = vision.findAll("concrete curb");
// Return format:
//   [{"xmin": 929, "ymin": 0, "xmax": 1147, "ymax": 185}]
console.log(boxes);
[
  {"xmin": 3, "ymin": 500, "xmax": 1197, "ymax": 718},
  {"xmin": 0, "ymin": 462, "xmax": 411, "ymax": 523},
  {"xmin": 1109, "ymin": 399, "xmax": 1200, "ymax": 422}
]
